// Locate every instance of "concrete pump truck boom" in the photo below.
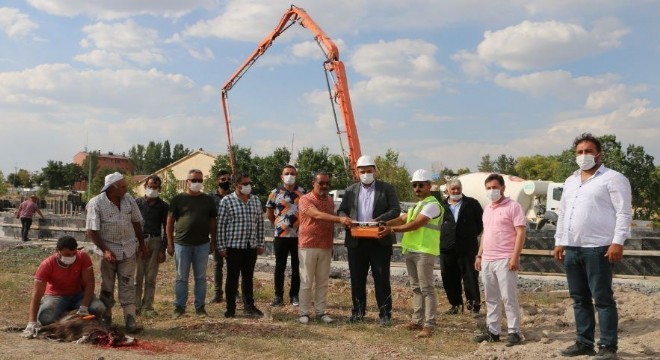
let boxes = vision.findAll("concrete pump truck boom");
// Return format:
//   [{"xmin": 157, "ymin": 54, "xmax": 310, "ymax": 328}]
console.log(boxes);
[{"xmin": 220, "ymin": 5, "xmax": 362, "ymax": 180}]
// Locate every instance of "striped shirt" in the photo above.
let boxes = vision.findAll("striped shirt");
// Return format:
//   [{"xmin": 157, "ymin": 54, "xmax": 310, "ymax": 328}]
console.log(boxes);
[
  {"xmin": 217, "ymin": 192, "xmax": 264, "ymax": 252},
  {"xmin": 86, "ymin": 192, "xmax": 143, "ymax": 260}
]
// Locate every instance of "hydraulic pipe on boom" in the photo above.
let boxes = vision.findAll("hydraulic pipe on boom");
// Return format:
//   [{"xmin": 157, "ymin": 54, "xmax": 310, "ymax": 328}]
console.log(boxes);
[{"xmin": 220, "ymin": 4, "xmax": 362, "ymax": 180}]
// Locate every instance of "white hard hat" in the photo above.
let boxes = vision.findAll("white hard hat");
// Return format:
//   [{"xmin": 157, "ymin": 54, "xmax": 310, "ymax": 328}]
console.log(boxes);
[
  {"xmin": 356, "ymin": 155, "xmax": 376, "ymax": 168},
  {"xmin": 411, "ymin": 169, "xmax": 432, "ymax": 182}
]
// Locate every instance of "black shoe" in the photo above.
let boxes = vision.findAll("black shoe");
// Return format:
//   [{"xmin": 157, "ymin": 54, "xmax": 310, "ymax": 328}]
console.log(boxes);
[
  {"xmin": 560, "ymin": 342, "xmax": 597, "ymax": 357},
  {"xmin": 211, "ymin": 294, "xmax": 224, "ymax": 303},
  {"xmin": 173, "ymin": 306, "xmax": 185, "ymax": 319},
  {"xmin": 348, "ymin": 314, "xmax": 364, "ymax": 324},
  {"xmin": 379, "ymin": 317, "xmax": 391, "ymax": 327},
  {"xmin": 271, "ymin": 296, "xmax": 284, "ymax": 307},
  {"xmin": 594, "ymin": 346, "xmax": 618, "ymax": 360},
  {"xmin": 224, "ymin": 309, "xmax": 235, "ymax": 318},
  {"xmin": 290, "ymin": 296, "xmax": 299, "ymax": 306},
  {"xmin": 474, "ymin": 331, "xmax": 500, "ymax": 343},
  {"xmin": 125, "ymin": 315, "xmax": 142, "ymax": 334},
  {"xmin": 506, "ymin": 333, "xmax": 522, "ymax": 347},
  {"xmin": 196, "ymin": 306, "xmax": 209, "ymax": 317},
  {"xmin": 244, "ymin": 306, "xmax": 264, "ymax": 317},
  {"xmin": 445, "ymin": 305, "xmax": 463, "ymax": 315}
]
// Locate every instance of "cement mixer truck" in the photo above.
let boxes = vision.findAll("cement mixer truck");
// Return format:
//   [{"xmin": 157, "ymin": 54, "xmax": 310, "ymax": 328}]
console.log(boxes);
[{"xmin": 441, "ymin": 172, "xmax": 563, "ymax": 230}]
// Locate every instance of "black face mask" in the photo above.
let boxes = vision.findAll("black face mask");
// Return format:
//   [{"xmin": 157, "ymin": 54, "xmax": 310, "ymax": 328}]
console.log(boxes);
[{"xmin": 219, "ymin": 181, "xmax": 231, "ymax": 190}]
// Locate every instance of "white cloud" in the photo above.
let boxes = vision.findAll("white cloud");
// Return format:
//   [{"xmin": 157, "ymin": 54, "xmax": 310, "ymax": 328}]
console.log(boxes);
[
  {"xmin": 26, "ymin": 0, "xmax": 213, "ymax": 19},
  {"xmin": 349, "ymin": 39, "xmax": 444, "ymax": 103},
  {"xmin": 0, "ymin": 7, "xmax": 38, "ymax": 38},
  {"xmin": 180, "ymin": 2, "xmax": 281, "ymax": 41},
  {"xmin": 76, "ymin": 20, "xmax": 165, "ymax": 67},
  {"xmin": 0, "ymin": 64, "xmax": 211, "ymax": 114},
  {"xmin": 456, "ymin": 18, "xmax": 629, "ymax": 73},
  {"xmin": 187, "ymin": 47, "xmax": 215, "ymax": 61},
  {"xmin": 493, "ymin": 71, "xmax": 619, "ymax": 98}
]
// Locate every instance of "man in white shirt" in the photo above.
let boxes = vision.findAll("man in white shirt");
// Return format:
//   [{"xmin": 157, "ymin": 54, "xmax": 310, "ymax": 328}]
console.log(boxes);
[{"xmin": 553, "ymin": 133, "xmax": 632, "ymax": 360}]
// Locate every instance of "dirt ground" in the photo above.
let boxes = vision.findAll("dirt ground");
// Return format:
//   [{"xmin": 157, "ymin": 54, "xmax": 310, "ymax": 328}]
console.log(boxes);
[{"xmin": 0, "ymin": 241, "xmax": 658, "ymax": 360}]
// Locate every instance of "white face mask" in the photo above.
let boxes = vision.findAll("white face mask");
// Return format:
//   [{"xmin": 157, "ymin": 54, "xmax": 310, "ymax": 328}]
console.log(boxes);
[
  {"xmin": 59, "ymin": 254, "xmax": 77, "ymax": 265},
  {"xmin": 283, "ymin": 175, "xmax": 296, "ymax": 186},
  {"xmin": 576, "ymin": 154, "xmax": 596, "ymax": 171},
  {"xmin": 189, "ymin": 182, "xmax": 204, "ymax": 192},
  {"xmin": 240, "ymin": 184, "xmax": 252, "ymax": 195},
  {"xmin": 145, "ymin": 188, "xmax": 159, "ymax": 198},
  {"xmin": 449, "ymin": 194, "xmax": 463, "ymax": 201},
  {"xmin": 486, "ymin": 189, "xmax": 501, "ymax": 202},
  {"xmin": 360, "ymin": 173, "xmax": 375, "ymax": 185}
]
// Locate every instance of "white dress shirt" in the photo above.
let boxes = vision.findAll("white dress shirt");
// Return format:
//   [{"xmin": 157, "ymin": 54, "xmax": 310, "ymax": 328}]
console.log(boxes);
[{"xmin": 554, "ymin": 165, "xmax": 632, "ymax": 247}]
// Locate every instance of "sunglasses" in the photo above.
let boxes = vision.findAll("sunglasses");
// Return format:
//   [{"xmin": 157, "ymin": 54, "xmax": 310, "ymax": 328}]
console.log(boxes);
[
  {"xmin": 412, "ymin": 182, "xmax": 427, "ymax": 188},
  {"xmin": 188, "ymin": 179, "xmax": 203, "ymax": 183}
]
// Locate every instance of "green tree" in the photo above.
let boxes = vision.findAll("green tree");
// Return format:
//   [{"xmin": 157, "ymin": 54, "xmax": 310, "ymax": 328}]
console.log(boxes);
[
  {"xmin": 63, "ymin": 163, "xmax": 85, "ymax": 188},
  {"xmin": 328, "ymin": 154, "xmax": 353, "ymax": 190},
  {"xmin": 41, "ymin": 160, "xmax": 66, "ymax": 189},
  {"xmin": 161, "ymin": 140, "xmax": 172, "ymax": 169},
  {"xmin": 81, "ymin": 151, "xmax": 100, "ymax": 180},
  {"xmin": 128, "ymin": 144, "xmax": 145, "ymax": 174},
  {"xmin": 494, "ymin": 154, "xmax": 517, "ymax": 175},
  {"xmin": 0, "ymin": 171, "xmax": 8, "ymax": 196},
  {"xmin": 172, "ymin": 144, "xmax": 191, "ymax": 162},
  {"xmin": 143, "ymin": 141, "xmax": 162, "ymax": 174},
  {"xmin": 295, "ymin": 147, "xmax": 336, "ymax": 190},
  {"xmin": 256, "ymin": 147, "xmax": 292, "ymax": 193},
  {"xmin": 375, "ymin": 149, "xmax": 413, "ymax": 201},
  {"xmin": 8, "ymin": 169, "xmax": 33, "ymax": 188},
  {"xmin": 161, "ymin": 169, "xmax": 179, "ymax": 203},
  {"xmin": 622, "ymin": 144, "xmax": 657, "ymax": 219},
  {"xmin": 515, "ymin": 155, "xmax": 561, "ymax": 181},
  {"xmin": 477, "ymin": 154, "xmax": 494, "ymax": 172}
]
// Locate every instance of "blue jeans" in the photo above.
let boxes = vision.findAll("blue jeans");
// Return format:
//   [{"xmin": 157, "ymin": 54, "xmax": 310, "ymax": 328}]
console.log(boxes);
[
  {"xmin": 37, "ymin": 293, "xmax": 105, "ymax": 325},
  {"xmin": 564, "ymin": 246, "xmax": 618, "ymax": 349},
  {"xmin": 174, "ymin": 242, "xmax": 210, "ymax": 311}
]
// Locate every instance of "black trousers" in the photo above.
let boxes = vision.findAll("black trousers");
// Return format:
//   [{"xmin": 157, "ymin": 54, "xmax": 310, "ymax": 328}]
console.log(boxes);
[
  {"xmin": 347, "ymin": 241, "xmax": 393, "ymax": 319},
  {"xmin": 439, "ymin": 250, "xmax": 481, "ymax": 310},
  {"xmin": 213, "ymin": 250, "xmax": 224, "ymax": 297},
  {"xmin": 225, "ymin": 248, "xmax": 257, "ymax": 310},
  {"xmin": 20, "ymin": 217, "xmax": 33, "ymax": 241},
  {"xmin": 273, "ymin": 237, "xmax": 300, "ymax": 299}
]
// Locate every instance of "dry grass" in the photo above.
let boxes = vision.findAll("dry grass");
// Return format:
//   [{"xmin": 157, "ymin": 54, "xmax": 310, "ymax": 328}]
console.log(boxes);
[{"xmin": 0, "ymin": 244, "xmax": 566, "ymax": 359}]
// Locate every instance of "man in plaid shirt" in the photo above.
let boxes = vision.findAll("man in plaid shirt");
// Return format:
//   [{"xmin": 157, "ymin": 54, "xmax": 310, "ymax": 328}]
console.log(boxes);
[
  {"xmin": 217, "ymin": 172, "xmax": 265, "ymax": 318},
  {"xmin": 86, "ymin": 172, "xmax": 146, "ymax": 334}
]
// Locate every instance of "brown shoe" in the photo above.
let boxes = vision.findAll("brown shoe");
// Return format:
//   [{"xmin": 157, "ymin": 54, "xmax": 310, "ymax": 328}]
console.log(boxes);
[
  {"xmin": 405, "ymin": 322, "xmax": 423, "ymax": 331},
  {"xmin": 415, "ymin": 327, "xmax": 434, "ymax": 338}
]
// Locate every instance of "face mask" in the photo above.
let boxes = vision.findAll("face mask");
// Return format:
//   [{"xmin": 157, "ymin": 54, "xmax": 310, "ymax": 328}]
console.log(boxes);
[
  {"xmin": 240, "ymin": 184, "xmax": 252, "ymax": 195},
  {"xmin": 360, "ymin": 173, "xmax": 375, "ymax": 185},
  {"xmin": 486, "ymin": 189, "xmax": 501, "ymax": 202},
  {"xmin": 145, "ymin": 188, "xmax": 159, "ymax": 198},
  {"xmin": 449, "ymin": 194, "xmax": 463, "ymax": 201},
  {"xmin": 59, "ymin": 254, "xmax": 76, "ymax": 265},
  {"xmin": 189, "ymin": 182, "xmax": 204, "ymax": 192},
  {"xmin": 219, "ymin": 181, "xmax": 231, "ymax": 190},
  {"xmin": 283, "ymin": 175, "xmax": 296, "ymax": 186},
  {"xmin": 576, "ymin": 154, "xmax": 596, "ymax": 171}
]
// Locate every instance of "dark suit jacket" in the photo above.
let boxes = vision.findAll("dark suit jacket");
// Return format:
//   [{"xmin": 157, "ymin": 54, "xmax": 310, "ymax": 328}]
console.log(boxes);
[
  {"xmin": 440, "ymin": 195, "xmax": 484, "ymax": 254},
  {"xmin": 338, "ymin": 180, "xmax": 401, "ymax": 247}
]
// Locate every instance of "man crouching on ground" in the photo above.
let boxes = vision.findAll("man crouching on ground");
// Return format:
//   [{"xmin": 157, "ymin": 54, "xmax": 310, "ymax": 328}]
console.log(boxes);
[{"xmin": 23, "ymin": 236, "xmax": 106, "ymax": 337}]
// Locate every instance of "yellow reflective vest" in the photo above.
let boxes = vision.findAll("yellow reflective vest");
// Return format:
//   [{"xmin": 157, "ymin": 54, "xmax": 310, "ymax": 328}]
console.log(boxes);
[{"xmin": 401, "ymin": 196, "xmax": 443, "ymax": 256}]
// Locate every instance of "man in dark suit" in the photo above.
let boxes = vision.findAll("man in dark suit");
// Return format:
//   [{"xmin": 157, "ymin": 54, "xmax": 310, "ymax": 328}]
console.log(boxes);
[
  {"xmin": 440, "ymin": 178, "xmax": 484, "ymax": 314},
  {"xmin": 338, "ymin": 155, "xmax": 401, "ymax": 326}
]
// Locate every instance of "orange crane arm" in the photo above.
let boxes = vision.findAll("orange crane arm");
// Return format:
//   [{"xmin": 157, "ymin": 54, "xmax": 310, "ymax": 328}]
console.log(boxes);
[{"xmin": 220, "ymin": 5, "xmax": 361, "ymax": 179}]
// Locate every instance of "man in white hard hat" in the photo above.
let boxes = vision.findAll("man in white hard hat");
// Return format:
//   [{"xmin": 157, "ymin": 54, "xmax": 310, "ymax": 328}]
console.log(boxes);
[
  {"xmin": 338, "ymin": 155, "xmax": 401, "ymax": 326},
  {"xmin": 378, "ymin": 169, "xmax": 443, "ymax": 338},
  {"xmin": 86, "ymin": 171, "xmax": 146, "ymax": 333}
]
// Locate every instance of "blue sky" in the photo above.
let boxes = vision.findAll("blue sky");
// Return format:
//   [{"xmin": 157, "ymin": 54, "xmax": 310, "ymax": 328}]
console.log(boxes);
[{"xmin": 1, "ymin": 0, "xmax": 658, "ymax": 179}]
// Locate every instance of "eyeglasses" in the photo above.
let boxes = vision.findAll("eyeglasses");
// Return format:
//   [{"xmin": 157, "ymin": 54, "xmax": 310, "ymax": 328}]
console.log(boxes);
[
  {"xmin": 188, "ymin": 179, "xmax": 203, "ymax": 183},
  {"xmin": 412, "ymin": 182, "xmax": 427, "ymax": 188}
]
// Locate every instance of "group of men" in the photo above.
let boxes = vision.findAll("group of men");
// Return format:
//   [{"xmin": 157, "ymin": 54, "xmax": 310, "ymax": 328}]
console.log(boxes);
[{"xmin": 22, "ymin": 133, "xmax": 630, "ymax": 360}]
